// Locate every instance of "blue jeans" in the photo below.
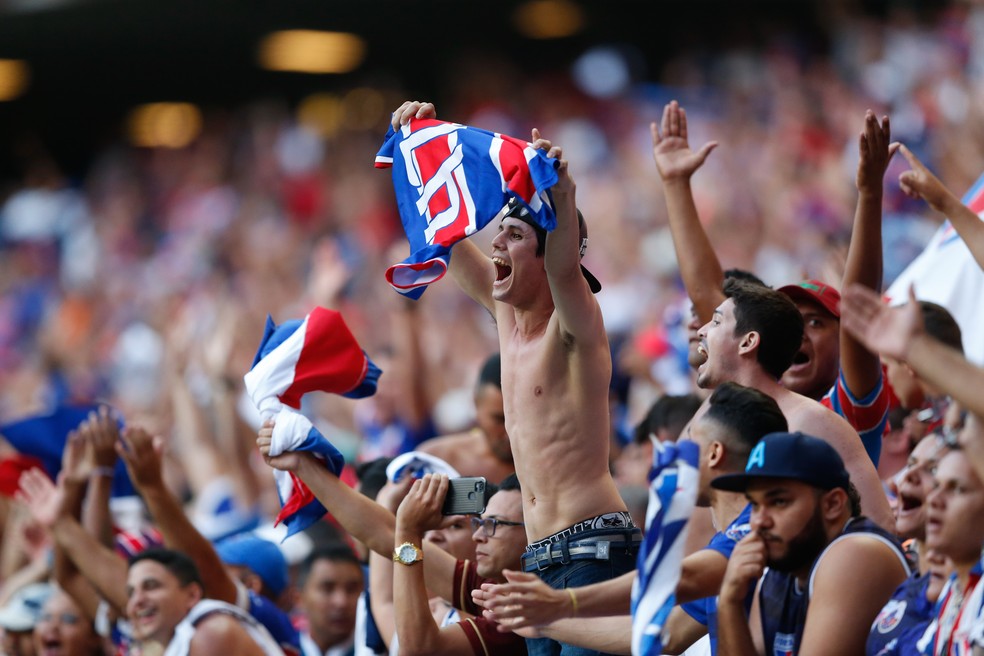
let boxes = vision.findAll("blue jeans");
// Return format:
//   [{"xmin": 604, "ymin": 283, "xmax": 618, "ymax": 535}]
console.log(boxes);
[{"xmin": 525, "ymin": 537, "xmax": 638, "ymax": 656}]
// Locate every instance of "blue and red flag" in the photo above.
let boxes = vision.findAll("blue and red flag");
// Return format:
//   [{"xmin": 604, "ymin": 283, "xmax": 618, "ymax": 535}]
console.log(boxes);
[
  {"xmin": 631, "ymin": 439, "xmax": 699, "ymax": 656},
  {"xmin": 0, "ymin": 404, "xmax": 136, "ymax": 498},
  {"xmin": 244, "ymin": 307, "xmax": 380, "ymax": 538},
  {"xmin": 376, "ymin": 117, "xmax": 559, "ymax": 299}
]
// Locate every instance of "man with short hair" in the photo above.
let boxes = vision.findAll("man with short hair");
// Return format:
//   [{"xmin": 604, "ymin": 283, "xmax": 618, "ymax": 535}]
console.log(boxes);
[
  {"xmin": 391, "ymin": 102, "xmax": 639, "ymax": 655},
  {"xmin": 258, "ymin": 439, "xmax": 530, "ymax": 655},
  {"xmin": 296, "ymin": 545, "xmax": 364, "ymax": 656},
  {"xmin": 125, "ymin": 547, "xmax": 283, "ymax": 655},
  {"xmin": 475, "ymin": 382, "xmax": 788, "ymax": 656},
  {"xmin": 713, "ymin": 432, "xmax": 909, "ymax": 656},
  {"xmin": 694, "ymin": 278, "xmax": 893, "ymax": 527}
]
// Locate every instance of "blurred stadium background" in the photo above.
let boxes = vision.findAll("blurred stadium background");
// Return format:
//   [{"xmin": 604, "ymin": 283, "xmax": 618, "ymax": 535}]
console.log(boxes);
[{"xmin": 0, "ymin": 0, "xmax": 980, "ymax": 451}]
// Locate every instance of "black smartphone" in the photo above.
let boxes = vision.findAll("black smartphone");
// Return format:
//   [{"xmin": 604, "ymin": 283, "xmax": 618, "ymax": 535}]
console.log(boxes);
[{"xmin": 442, "ymin": 477, "xmax": 487, "ymax": 515}]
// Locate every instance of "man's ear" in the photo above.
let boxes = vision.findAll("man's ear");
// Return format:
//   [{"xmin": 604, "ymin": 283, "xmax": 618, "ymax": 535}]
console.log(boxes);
[
  {"xmin": 738, "ymin": 331, "xmax": 760, "ymax": 356},
  {"xmin": 706, "ymin": 441, "xmax": 725, "ymax": 469},
  {"xmin": 185, "ymin": 581, "xmax": 204, "ymax": 609},
  {"xmin": 821, "ymin": 488, "xmax": 848, "ymax": 520},
  {"xmin": 242, "ymin": 572, "xmax": 264, "ymax": 596}
]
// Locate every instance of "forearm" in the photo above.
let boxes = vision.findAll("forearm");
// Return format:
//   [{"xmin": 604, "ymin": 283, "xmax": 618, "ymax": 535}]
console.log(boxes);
[
  {"xmin": 51, "ymin": 517, "xmax": 128, "ymax": 612},
  {"xmin": 568, "ymin": 572, "xmax": 634, "ymax": 617},
  {"xmin": 296, "ymin": 456, "xmax": 397, "ymax": 556},
  {"xmin": 907, "ymin": 334, "xmax": 984, "ymax": 419},
  {"xmin": 368, "ymin": 550, "xmax": 396, "ymax": 648},
  {"xmin": 716, "ymin": 597, "xmax": 758, "ymax": 656},
  {"xmin": 544, "ymin": 187, "xmax": 582, "ymax": 287},
  {"xmin": 661, "ymin": 178, "xmax": 725, "ymax": 322},
  {"xmin": 538, "ymin": 615, "xmax": 632, "ymax": 655},
  {"xmin": 840, "ymin": 189, "xmax": 885, "ymax": 398},
  {"xmin": 139, "ymin": 486, "xmax": 237, "ymax": 603},
  {"xmin": 941, "ymin": 194, "xmax": 984, "ymax": 272},
  {"xmin": 448, "ymin": 239, "xmax": 494, "ymax": 314},
  {"xmin": 392, "ymin": 528, "xmax": 442, "ymax": 656},
  {"xmin": 81, "ymin": 473, "xmax": 115, "ymax": 549}
]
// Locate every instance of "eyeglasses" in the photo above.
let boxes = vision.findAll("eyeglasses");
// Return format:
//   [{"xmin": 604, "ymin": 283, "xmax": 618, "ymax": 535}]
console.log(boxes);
[
  {"xmin": 471, "ymin": 516, "xmax": 524, "ymax": 538},
  {"xmin": 39, "ymin": 612, "xmax": 81, "ymax": 625}
]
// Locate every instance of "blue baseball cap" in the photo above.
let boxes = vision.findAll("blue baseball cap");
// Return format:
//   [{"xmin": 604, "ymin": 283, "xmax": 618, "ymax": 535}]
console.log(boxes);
[
  {"xmin": 216, "ymin": 534, "xmax": 288, "ymax": 598},
  {"xmin": 710, "ymin": 432, "xmax": 850, "ymax": 493}
]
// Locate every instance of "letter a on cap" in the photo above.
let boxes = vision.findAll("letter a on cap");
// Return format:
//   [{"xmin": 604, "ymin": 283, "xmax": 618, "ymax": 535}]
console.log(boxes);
[{"xmin": 746, "ymin": 442, "xmax": 765, "ymax": 472}]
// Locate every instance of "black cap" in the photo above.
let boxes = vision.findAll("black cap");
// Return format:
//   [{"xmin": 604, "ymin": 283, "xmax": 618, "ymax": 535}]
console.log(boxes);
[
  {"xmin": 710, "ymin": 431, "xmax": 850, "ymax": 493},
  {"xmin": 504, "ymin": 198, "xmax": 601, "ymax": 294}
]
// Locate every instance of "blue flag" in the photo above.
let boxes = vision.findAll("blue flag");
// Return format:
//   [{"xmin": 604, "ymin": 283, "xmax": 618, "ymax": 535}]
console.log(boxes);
[
  {"xmin": 0, "ymin": 404, "xmax": 136, "ymax": 498},
  {"xmin": 376, "ymin": 117, "xmax": 559, "ymax": 299},
  {"xmin": 631, "ymin": 439, "xmax": 700, "ymax": 656}
]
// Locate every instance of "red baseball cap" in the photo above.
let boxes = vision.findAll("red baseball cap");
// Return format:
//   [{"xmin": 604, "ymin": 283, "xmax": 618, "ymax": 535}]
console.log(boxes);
[{"xmin": 777, "ymin": 279, "xmax": 840, "ymax": 318}]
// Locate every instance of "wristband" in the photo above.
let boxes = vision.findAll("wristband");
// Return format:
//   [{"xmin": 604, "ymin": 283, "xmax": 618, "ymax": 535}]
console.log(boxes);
[{"xmin": 567, "ymin": 588, "xmax": 578, "ymax": 617}]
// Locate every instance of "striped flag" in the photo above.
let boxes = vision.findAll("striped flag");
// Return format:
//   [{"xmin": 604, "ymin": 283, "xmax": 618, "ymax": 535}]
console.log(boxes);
[
  {"xmin": 631, "ymin": 439, "xmax": 699, "ymax": 656},
  {"xmin": 244, "ymin": 307, "xmax": 381, "ymax": 538},
  {"xmin": 376, "ymin": 117, "xmax": 559, "ymax": 299},
  {"xmin": 885, "ymin": 172, "xmax": 984, "ymax": 365}
]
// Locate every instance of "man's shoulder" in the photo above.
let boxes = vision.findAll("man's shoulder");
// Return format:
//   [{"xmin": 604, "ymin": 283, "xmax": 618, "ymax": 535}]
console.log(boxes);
[
  {"xmin": 784, "ymin": 390, "xmax": 856, "ymax": 434},
  {"xmin": 190, "ymin": 612, "xmax": 263, "ymax": 653},
  {"xmin": 418, "ymin": 431, "xmax": 480, "ymax": 454},
  {"xmin": 812, "ymin": 525, "xmax": 908, "ymax": 595}
]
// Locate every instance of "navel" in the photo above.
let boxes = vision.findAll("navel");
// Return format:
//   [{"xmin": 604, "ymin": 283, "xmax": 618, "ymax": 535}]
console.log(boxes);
[{"xmin": 533, "ymin": 386, "xmax": 543, "ymax": 396}]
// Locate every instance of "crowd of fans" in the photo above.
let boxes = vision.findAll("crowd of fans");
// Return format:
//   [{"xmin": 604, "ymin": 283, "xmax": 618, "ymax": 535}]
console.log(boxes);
[{"xmin": 0, "ymin": 2, "xmax": 983, "ymax": 655}]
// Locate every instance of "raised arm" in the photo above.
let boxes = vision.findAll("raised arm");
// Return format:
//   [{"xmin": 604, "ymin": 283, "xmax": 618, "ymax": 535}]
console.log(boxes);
[
  {"xmin": 840, "ymin": 111, "xmax": 899, "ymax": 399},
  {"xmin": 16, "ymin": 468, "xmax": 129, "ymax": 613},
  {"xmin": 390, "ymin": 100, "xmax": 496, "ymax": 313},
  {"xmin": 536, "ymin": 130, "xmax": 605, "ymax": 341},
  {"xmin": 392, "ymin": 474, "xmax": 475, "ymax": 656},
  {"xmin": 651, "ymin": 100, "xmax": 724, "ymax": 323},
  {"xmin": 77, "ymin": 407, "xmax": 120, "ymax": 549},
  {"xmin": 842, "ymin": 283, "xmax": 984, "ymax": 420},
  {"xmin": 117, "ymin": 425, "xmax": 238, "ymax": 605},
  {"xmin": 257, "ymin": 425, "xmax": 459, "ymax": 601},
  {"xmin": 898, "ymin": 144, "xmax": 984, "ymax": 271}
]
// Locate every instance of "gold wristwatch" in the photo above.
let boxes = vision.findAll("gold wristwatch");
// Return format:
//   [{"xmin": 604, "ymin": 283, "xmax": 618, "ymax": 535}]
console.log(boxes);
[{"xmin": 393, "ymin": 542, "xmax": 424, "ymax": 566}]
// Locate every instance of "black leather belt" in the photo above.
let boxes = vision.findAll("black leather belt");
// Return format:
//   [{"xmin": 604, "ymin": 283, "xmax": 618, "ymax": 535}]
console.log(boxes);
[{"xmin": 521, "ymin": 531, "xmax": 642, "ymax": 573}]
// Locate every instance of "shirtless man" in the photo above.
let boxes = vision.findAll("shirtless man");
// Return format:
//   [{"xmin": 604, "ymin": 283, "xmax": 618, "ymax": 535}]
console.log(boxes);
[
  {"xmin": 392, "ymin": 102, "xmax": 638, "ymax": 655},
  {"xmin": 694, "ymin": 278, "xmax": 894, "ymax": 529},
  {"xmin": 417, "ymin": 352, "xmax": 515, "ymax": 483}
]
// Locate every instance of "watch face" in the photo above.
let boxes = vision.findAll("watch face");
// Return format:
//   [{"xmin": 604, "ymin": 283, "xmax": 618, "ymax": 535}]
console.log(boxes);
[{"xmin": 398, "ymin": 544, "xmax": 418, "ymax": 563}]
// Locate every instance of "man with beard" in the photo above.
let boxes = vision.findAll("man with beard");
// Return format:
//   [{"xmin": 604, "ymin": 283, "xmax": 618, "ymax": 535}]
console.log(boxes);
[{"xmin": 713, "ymin": 432, "xmax": 909, "ymax": 656}]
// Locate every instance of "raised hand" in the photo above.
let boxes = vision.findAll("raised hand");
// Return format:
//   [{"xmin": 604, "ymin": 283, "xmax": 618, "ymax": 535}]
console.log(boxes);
[
  {"xmin": 651, "ymin": 100, "xmax": 717, "ymax": 181},
  {"xmin": 256, "ymin": 420, "xmax": 302, "ymax": 472},
  {"xmin": 856, "ymin": 110, "xmax": 899, "ymax": 194},
  {"xmin": 60, "ymin": 430, "xmax": 92, "ymax": 486},
  {"xmin": 719, "ymin": 532, "xmax": 767, "ymax": 605},
  {"xmin": 395, "ymin": 474, "xmax": 447, "ymax": 535},
  {"xmin": 15, "ymin": 468, "xmax": 64, "ymax": 529},
  {"xmin": 116, "ymin": 426, "xmax": 165, "ymax": 491},
  {"xmin": 391, "ymin": 100, "xmax": 437, "ymax": 131},
  {"xmin": 841, "ymin": 283, "xmax": 923, "ymax": 363},
  {"xmin": 898, "ymin": 145, "xmax": 954, "ymax": 213},
  {"xmin": 79, "ymin": 405, "xmax": 120, "ymax": 470}
]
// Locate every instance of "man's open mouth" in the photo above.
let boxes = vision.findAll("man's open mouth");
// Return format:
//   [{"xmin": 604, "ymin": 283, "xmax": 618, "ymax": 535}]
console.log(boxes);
[{"xmin": 492, "ymin": 257, "xmax": 512, "ymax": 282}]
